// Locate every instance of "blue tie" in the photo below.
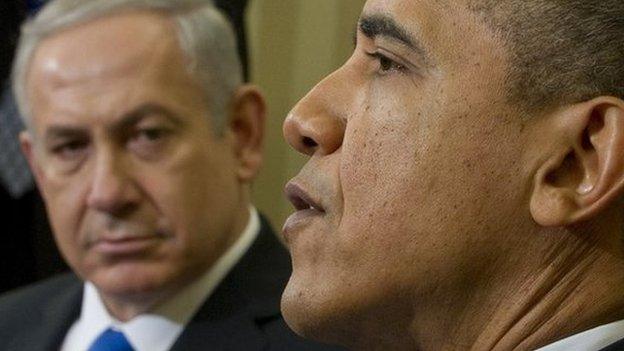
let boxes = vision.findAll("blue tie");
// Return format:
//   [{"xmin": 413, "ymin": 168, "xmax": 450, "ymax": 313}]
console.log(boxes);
[{"xmin": 88, "ymin": 328, "xmax": 135, "ymax": 351}]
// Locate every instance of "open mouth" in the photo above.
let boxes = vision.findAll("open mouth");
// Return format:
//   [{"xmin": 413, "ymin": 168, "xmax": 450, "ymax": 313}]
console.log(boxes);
[
  {"xmin": 285, "ymin": 182, "xmax": 325, "ymax": 213},
  {"xmin": 282, "ymin": 181, "xmax": 327, "ymax": 242}
]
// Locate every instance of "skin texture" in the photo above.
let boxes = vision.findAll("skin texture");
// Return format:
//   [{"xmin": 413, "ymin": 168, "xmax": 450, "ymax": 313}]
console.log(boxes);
[
  {"xmin": 20, "ymin": 11, "xmax": 266, "ymax": 321},
  {"xmin": 282, "ymin": 0, "xmax": 624, "ymax": 350}
]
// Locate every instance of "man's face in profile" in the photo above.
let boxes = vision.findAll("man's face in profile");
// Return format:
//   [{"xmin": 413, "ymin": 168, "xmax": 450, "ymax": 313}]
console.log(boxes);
[
  {"xmin": 282, "ymin": 0, "xmax": 536, "ymax": 346},
  {"xmin": 21, "ymin": 12, "xmax": 244, "ymax": 301}
]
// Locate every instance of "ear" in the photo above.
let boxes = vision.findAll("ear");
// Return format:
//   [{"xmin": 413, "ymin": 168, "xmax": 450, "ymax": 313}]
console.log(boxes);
[
  {"xmin": 530, "ymin": 97, "xmax": 624, "ymax": 226},
  {"xmin": 19, "ymin": 131, "xmax": 46, "ymax": 193},
  {"xmin": 226, "ymin": 85, "xmax": 267, "ymax": 182}
]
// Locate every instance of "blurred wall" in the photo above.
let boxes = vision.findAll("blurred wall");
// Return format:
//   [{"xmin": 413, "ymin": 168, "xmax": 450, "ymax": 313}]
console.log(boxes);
[{"xmin": 248, "ymin": 0, "xmax": 367, "ymax": 229}]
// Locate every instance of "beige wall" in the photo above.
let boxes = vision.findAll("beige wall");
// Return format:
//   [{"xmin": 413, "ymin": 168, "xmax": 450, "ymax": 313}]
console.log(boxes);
[{"xmin": 247, "ymin": 0, "xmax": 367, "ymax": 229}]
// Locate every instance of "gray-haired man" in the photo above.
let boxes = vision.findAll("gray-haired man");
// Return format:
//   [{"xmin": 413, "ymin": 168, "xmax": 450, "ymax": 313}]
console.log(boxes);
[{"xmin": 0, "ymin": 1, "xmax": 343, "ymax": 350}]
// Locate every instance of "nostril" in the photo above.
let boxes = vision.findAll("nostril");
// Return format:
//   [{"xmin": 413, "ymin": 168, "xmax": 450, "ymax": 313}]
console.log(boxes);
[{"xmin": 302, "ymin": 136, "xmax": 317, "ymax": 149}]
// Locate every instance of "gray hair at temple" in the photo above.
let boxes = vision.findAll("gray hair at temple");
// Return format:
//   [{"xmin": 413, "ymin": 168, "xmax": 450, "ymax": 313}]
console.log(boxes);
[{"xmin": 12, "ymin": 0, "xmax": 242, "ymax": 133}]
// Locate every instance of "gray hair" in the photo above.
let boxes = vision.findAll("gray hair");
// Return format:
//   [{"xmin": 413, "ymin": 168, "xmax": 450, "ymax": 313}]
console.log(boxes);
[{"xmin": 12, "ymin": 0, "xmax": 242, "ymax": 132}]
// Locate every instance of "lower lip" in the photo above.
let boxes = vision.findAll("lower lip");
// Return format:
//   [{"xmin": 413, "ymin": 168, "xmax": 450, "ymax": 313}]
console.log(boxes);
[
  {"xmin": 282, "ymin": 209, "xmax": 324, "ymax": 242},
  {"xmin": 92, "ymin": 237, "xmax": 163, "ymax": 256}
]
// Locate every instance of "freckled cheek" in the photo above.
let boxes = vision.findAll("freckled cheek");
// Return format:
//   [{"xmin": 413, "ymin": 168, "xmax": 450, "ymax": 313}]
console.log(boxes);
[{"xmin": 341, "ymin": 129, "xmax": 423, "ymax": 203}]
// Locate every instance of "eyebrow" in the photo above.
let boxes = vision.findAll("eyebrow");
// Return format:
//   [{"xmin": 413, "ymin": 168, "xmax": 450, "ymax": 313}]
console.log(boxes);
[
  {"xmin": 113, "ymin": 103, "xmax": 183, "ymax": 132},
  {"xmin": 44, "ymin": 126, "xmax": 88, "ymax": 144},
  {"xmin": 357, "ymin": 14, "xmax": 433, "ymax": 66},
  {"xmin": 43, "ymin": 104, "xmax": 183, "ymax": 142}
]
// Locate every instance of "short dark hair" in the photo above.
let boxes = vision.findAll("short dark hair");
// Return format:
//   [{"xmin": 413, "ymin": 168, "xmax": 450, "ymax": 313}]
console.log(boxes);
[{"xmin": 469, "ymin": 1, "xmax": 624, "ymax": 112}]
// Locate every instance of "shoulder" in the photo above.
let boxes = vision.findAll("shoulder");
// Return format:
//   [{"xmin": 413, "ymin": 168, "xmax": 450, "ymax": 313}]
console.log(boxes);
[
  {"xmin": 0, "ymin": 273, "xmax": 81, "ymax": 329},
  {"xmin": 0, "ymin": 273, "xmax": 79, "ymax": 309},
  {"xmin": 0, "ymin": 274, "xmax": 82, "ymax": 349}
]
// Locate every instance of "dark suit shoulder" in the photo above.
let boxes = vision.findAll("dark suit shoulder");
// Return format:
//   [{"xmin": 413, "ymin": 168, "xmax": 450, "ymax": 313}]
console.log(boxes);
[
  {"xmin": 0, "ymin": 273, "xmax": 79, "ymax": 314},
  {"xmin": 0, "ymin": 273, "xmax": 82, "ymax": 349}
]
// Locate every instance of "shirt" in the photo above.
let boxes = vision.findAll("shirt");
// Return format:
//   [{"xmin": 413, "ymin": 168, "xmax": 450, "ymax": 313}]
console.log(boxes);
[
  {"xmin": 61, "ymin": 207, "xmax": 260, "ymax": 351},
  {"xmin": 535, "ymin": 319, "xmax": 624, "ymax": 351}
]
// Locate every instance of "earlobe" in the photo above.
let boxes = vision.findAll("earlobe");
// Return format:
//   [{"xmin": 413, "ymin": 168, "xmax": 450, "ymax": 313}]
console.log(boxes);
[
  {"xmin": 530, "ymin": 98, "xmax": 624, "ymax": 226},
  {"xmin": 227, "ymin": 85, "xmax": 267, "ymax": 182}
]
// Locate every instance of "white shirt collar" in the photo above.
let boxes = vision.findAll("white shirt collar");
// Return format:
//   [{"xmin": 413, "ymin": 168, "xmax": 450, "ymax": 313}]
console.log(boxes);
[
  {"xmin": 61, "ymin": 206, "xmax": 261, "ymax": 351},
  {"xmin": 535, "ymin": 319, "xmax": 624, "ymax": 351}
]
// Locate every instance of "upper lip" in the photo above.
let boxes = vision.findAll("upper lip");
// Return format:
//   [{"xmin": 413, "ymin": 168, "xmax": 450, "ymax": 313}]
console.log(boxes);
[{"xmin": 285, "ymin": 182, "xmax": 325, "ymax": 213}]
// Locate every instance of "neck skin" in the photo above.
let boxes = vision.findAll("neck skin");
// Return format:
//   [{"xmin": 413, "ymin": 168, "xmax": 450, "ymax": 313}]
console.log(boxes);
[
  {"xmin": 408, "ymin": 216, "xmax": 624, "ymax": 351},
  {"xmin": 97, "ymin": 198, "xmax": 252, "ymax": 322}
]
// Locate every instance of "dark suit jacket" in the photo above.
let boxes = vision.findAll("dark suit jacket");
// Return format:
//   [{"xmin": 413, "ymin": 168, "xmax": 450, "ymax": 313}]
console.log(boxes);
[
  {"xmin": 599, "ymin": 338, "xmax": 624, "ymax": 351},
  {"xmin": 0, "ymin": 216, "xmax": 343, "ymax": 351}
]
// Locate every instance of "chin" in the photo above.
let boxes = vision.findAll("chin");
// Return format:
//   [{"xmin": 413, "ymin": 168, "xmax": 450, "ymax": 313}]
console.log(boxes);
[
  {"xmin": 86, "ymin": 261, "xmax": 182, "ymax": 298},
  {"xmin": 282, "ymin": 271, "xmax": 418, "ymax": 351},
  {"xmin": 281, "ymin": 276, "xmax": 360, "ymax": 348}
]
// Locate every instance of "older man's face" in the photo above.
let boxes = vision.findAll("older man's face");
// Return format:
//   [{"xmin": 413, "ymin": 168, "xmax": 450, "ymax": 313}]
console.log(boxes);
[
  {"xmin": 282, "ymin": 0, "xmax": 536, "ymax": 345},
  {"xmin": 22, "ymin": 12, "xmax": 246, "ymax": 300}
]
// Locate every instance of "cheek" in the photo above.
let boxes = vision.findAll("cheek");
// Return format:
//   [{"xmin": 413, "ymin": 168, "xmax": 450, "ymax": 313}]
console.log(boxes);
[
  {"xmin": 41, "ymin": 173, "xmax": 90, "ymax": 253},
  {"xmin": 335, "ymin": 108, "xmax": 512, "ymax": 260},
  {"xmin": 142, "ymin": 149, "xmax": 239, "ymax": 248},
  {"xmin": 339, "ymin": 112, "xmax": 428, "ymax": 230},
  {"xmin": 333, "ymin": 123, "xmax": 429, "ymax": 279}
]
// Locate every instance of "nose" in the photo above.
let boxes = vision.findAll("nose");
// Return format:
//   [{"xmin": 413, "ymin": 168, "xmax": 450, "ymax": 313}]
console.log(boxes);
[
  {"xmin": 86, "ymin": 147, "xmax": 140, "ymax": 216},
  {"xmin": 283, "ymin": 69, "xmax": 348, "ymax": 156}
]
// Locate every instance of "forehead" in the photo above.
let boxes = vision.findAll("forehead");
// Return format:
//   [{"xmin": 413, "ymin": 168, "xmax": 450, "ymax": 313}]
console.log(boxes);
[
  {"xmin": 25, "ymin": 11, "xmax": 203, "ymax": 130},
  {"xmin": 30, "ymin": 11, "xmax": 181, "ymax": 88},
  {"xmin": 362, "ymin": 0, "xmax": 508, "ymax": 77}
]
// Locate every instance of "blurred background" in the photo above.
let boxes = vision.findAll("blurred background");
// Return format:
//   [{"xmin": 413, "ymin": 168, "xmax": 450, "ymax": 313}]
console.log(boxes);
[
  {"xmin": 0, "ymin": 0, "xmax": 366, "ymax": 293},
  {"xmin": 248, "ymin": 0, "xmax": 366, "ymax": 230}
]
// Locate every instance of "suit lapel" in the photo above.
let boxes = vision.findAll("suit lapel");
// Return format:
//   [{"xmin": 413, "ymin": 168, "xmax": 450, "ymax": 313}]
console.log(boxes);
[
  {"xmin": 11, "ymin": 275, "xmax": 82, "ymax": 351},
  {"xmin": 171, "ymin": 215, "xmax": 291, "ymax": 351},
  {"xmin": 169, "ymin": 272, "xmax": 268, "ymax": 351}
]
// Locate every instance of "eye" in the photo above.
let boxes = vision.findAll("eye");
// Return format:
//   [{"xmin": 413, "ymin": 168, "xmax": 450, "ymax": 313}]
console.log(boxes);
[
  {"xmin": 135, "ymin": 128, "xmax": 168, "ymax": 142},
  {"xmin": 367, "ymin": 52, "xmax": 407, "ymax": 74},
  {"xmin": 50, "ymin": 139, "xmax": 89, "ymax": 160},
  {"xmin": 128, "ymin": 127, "xmax": 172, "ymax": 158}
]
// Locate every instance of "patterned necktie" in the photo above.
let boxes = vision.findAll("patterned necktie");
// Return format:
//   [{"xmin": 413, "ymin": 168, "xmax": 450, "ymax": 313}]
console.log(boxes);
[{"xmin": 88, "ymin": 328, "xmax": 135, "ymax": 351}]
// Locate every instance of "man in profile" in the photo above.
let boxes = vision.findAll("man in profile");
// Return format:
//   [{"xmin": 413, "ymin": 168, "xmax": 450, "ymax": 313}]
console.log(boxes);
[
  {"xmin": 0, "ymin": 0, "xmax": 342, "ymax": 350},
  {"xmin": 282, "ymin": 0, "xmax": 624, "ymax": 350}
]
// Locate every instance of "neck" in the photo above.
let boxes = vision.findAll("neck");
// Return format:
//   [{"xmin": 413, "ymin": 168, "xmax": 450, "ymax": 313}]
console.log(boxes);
[
  {"xmin": 411, "ymin": 224, "xmax": 624, "ymax": 351},
  {"xmin": 100, "ymin": 290, "xmax": 170, "ymax": 322},
  {"xmin": 483, "ymin": 246, "xmax": 624, "ymax": 350}
]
